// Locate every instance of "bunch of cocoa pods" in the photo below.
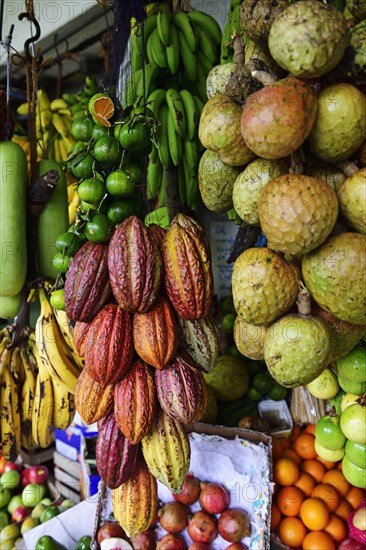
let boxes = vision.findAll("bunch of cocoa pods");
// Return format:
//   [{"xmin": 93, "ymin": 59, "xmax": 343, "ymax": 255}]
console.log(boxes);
[{"xmin": 67, "ymin": 213, "xmax": 220, "ymax": 538}]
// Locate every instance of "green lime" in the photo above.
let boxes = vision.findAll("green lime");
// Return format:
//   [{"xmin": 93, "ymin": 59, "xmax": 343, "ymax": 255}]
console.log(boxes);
[
  {"xmin": 71, "ymin": 116, "xmax": 94, "ymax": 141},
  {"xmin": 93, "ymin": 137, "xmax": 121, "ymax": 164},
  {"xmin": 107, "ymin": 198, "xmax": 134, "ymax": 223},
  {"xmin": 50, "ymin": 289, "xmax": 65, "ymax": 311},
  {"xmin": 246, "ymin": 386, "xmax": 262, "ymax": 401},
  {"xmin": 76, "ymin": 535, "xmax": 92, "ymax": 550},
  {"xmin": 118, "ymin": 121, "xmax": 150, "ymax": 151},
  {"xmin": 52, "ymin": 253, "xmax": 70, "ymax": 273},
  {"xmin": 267, "ymin": 383, "xmax": 288, "ymax": 401},
  {"xmin": 106, "ymin": 169, "xmax": 136, "ymax": 197},
  {"xmin": 91, "ymin": 123, "xmax": 110, "ymax": 142},
  {"xmin": 219, "ymin": 295, "xmax": 235, "ymax": 315},
  {"xmin": 222, "ymin": 313, "xmax": 236, "ymax": 333},
  {"xmin": 85, "ymin": 213, "xmax": 114, "ymax": 243},
  {"xmin": 69, "ymin": 141, "xmax": 88, "ymax": 155},
  {"xmin": 113, "ymin": 122, "xmax": 123, "ymax": 140},
  {"xmin": 246, "ymin": 360, "xmax": 265, "ymax": 376},
  {"xmin": 77, "ymin": 177, "xmax": 106, "ymax": 205},
  {"xmin": 121, "ymin": 161, "xmax": 143, "ymax": 184},
  {"xmin": 71, "ymin": 153, "xmax": 97, "ymax": 179},
  {"xmin": 252, "ymin": 372, "xmax": 273, "ymax": 394},
  {"xmin": 55, "ymin": 232, "xmax": 83, "ymax": 256}
]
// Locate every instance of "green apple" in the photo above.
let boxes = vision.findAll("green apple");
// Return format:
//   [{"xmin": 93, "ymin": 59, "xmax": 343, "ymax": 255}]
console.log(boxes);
[
  {"xmin": 40, "ymin": 505, "xmax": 60, "ymax": 523},
  {"xmin": 345, "ymin": 439, "xmax": 366, "ymax": 469},
  {"xmin": 315, "ymin": 415, "xmax": 346, "ymax": 450},
  {"xmin": 0, "ymin": 510, "xmax": 9, "ymax": 530},
  {"xmin": 341, "ymin": 393, "xmax": 359, "ymax": 412},
  {"xmin": 0, "ymin": 524, "xmax": 20, "ymax": 544},
  {"xmin": 307, "ymin": 367, "xmax": 339, "ymax": 399},
  {"xmin": 7, "ymin": 494, "xmax": 24, "ymax": 515},
  {"xmin": 337, "ymin": 345, "xmax": 366, "ymax": 383},
  {"xmin": 31, "ymin": 499, "xmax": 53, "ymax": 519},
  {"xmin": 21, "ymin": 516, "xmax": 40, "ymax": 535},
  {"xmin": 0, "ymin": 539, "xmax": 16, "ymax": 550},
  {"xmin": 0, "ymin": 486, "xmax": 11, "ymax": 509},
  {"xmin": 315, "ymin": 439, "xmax": 345, "ymax": 462},
  {"xmin": 59, "ymin": 499, "xmax": 75, "ymax": 512},
  {"xmin": 342, "ymin": 454, "xmax": 366, "ymax": 489},
  {"xmin": 338, "ymin": 373, "xmax": 366, "ymax": 395},
  {"xmin": 340, "ymin": 402, "xmax": 366, "ymax": 445},
  {"xmin": 22, "ymin": 483, "xmax": 47, "ymax": 508},
  {"xmin": 0, "ymin": 470, "xmax": 21, "ymax": 490}
]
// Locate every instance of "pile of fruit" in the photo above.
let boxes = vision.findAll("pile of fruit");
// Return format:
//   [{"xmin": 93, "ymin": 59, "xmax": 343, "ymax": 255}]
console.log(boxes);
[{"xmin": 271, "ymin": 424, "xmax": 366, "ymax": 549}]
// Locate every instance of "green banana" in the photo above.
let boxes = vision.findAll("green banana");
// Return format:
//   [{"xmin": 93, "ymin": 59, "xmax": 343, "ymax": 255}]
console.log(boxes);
[
  {"xmin": 146, "ymin": 31, "xmax": 155, "ymax": 63},
  {"xmin": 187, "ymin": 10, "xmax": 222, "ymax": 45},
  {"xmin": 184, "ymin": 157, "xmax": 199, "ymax": 210},
  {"xmin": 157, "ymin": 104, "xmax": 170, "ymax": 170},
  {"xmin": 195, "ymin": 62, "xmax": 208, "ymax": 104},
  {"xmin": 167, "ymin": 110, "xmax": 183, "ymax": 166},
  {"xmin": 165, "ymin": 25, "xmax": 180, "ymax": 75},
  {"xmin": 147, "ymin": 153, "xmax": 163, "ymax": 200},
  {"xmin": 157, "ymin": 10, "xmax": 172, "ymax": 46},
  {"xmin": 165, "ymin": 88, "xmax": 187, "ymax": 139},
  {"xmin": 197, "ymin": 49, "xmax": 214, "ymax": 77},
  {"xmin": 158, "ymin": 171, "xmax": 166, "ymax": 206},
  {"xmin": 173, "ymin": 12, "xmax": 197, "ymax": 52},
  {"xmin": 196, "ymin": 26, "xmax": 218, "ymax": 66},
  {"xmin": 177, "ymin": 31, "xmax": 197, "ymax": 82},
  {"xmin": 144, "ymin": 14, "xmax": 158, "ymax": 44},
  {"xmin": 183, "ymin": 138, "xmax": 198, "ymax": 173},
  {"xmin": 136, "ymin": 62, "xmax": 160, "ymax": 98},
  {"xmin": 123, "ymin": 68, "xmax": 143, "ymax": 107},
  {"xmin": 150, "ymin": 28, "xmax": 168, "ymax": 68},
  {"xmin": 147, "ymin": 88, "xmax": 166, "ymax": 118},
  {"xmin": 131, "ymin": 31, "xmax": 143, "ymax": 73},
  {"xmin": 179, "ymin": 89, "xmax": 198, "ymax": 141}
]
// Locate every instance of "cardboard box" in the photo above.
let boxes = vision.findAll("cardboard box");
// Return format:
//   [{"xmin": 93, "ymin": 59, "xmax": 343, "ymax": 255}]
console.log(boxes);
[
  {"xmin": 54, "ymin": 423, "xmax": 98, "ymax": 461},
  {"xmin": 258, "ymin": 399, "xmax": 293, "ymax": 439}
]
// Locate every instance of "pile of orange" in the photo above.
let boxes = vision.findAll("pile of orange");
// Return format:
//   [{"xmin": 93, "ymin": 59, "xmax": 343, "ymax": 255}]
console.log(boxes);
[{"xmin": 271, "ymin": 424, "xmax": 366, "ymax": 549}]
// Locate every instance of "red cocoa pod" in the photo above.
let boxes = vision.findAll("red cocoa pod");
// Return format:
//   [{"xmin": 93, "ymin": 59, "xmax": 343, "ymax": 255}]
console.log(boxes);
[
  {"xmin": 108, "ymin": 215, "xmax": 163, "ymax": 312},
  {"xmin": 84, "ymin": 303, "xmax": 133, "ymax": 387},
  {"xmin": 155, "ymin": 351, "xmax": 208, "ymax": 423},
  {"xmin": 64, "ymin": 241, "xmax": 112, "ymax": 322},
  {"xmin": 133, "ymin": 295, "xmax": 178, "ymax": 370},
  {"xmin": 114, "ymin": 359, "xmax": 157, "ymax": 445},
  {"xmin": 74, "ymin": 368, "xmax": 113, "ymax": 424},
  {"xmin": 96, "ymin": 411, "xmax": 139, "ymax": 489},
  {"xmin": 162, "ymin": 214, "xmax": 213, "ymax": 320},
  {"xmin": 72, "ymin": 320, "xmax": 90, "ymax": 356},
  {"xmin": 156, "ymin": 534, "xmax": 186, "ymax": 550},
  {"xmin": 148, "ymin": 223, "xmax": 166, "ymax": 251}
]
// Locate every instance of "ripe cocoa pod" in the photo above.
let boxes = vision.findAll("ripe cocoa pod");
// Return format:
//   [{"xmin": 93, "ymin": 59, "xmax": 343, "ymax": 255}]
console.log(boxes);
[
  {"xmin": 96, "ymin": 411, "xmax": 139, "ymax": 489},
  {"xmin": 148, "ymin": 223, "xmax": 166, "ymax": 251},
  {"xmin": 162, "ymin": 214, "xmax": 213, "ymax": 320},
  {"xmin": 112, "ymin": 457, "xmax": 158, "ymax": 539},
  {"xmin": 72, "ymin": 320, "xmax": 90, "ymax": 356},
  {"xmin": 133, "ymin": 295, "xmax": 178, "ymax": 370},
  {"xmin": 141, "ymin": 408, "xmax": 191, "ymax": 493},
  {"xmin": 177, "ymin": 313, "xmax": 220, "ymax": 373},
  {"xmin": 64, "ymin": 241, "xmax": 112, "ymax": 322},
  {"xmin": 108, "ymin": 216, "xmax": 163, "ymax": 313},
  {"xmin": 114, "ymin": 359, "xmax": 157, "ymax": 445},
  {"xmin": 155, "ymin": 351, "xmax": 208, "ymax": 423},
  {"xmin": 84, "ymin": 303, "xmax": 133, "ymax": 387},
  {"xmin": 74, "ymin": 368, "xmax": 113, "ymax": 424}
]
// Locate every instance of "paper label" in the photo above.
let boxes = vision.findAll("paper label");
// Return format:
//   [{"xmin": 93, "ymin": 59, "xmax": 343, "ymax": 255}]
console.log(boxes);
[{"xmin": 210, "ymin": 221, "xmax": 237, "ymax": 299}]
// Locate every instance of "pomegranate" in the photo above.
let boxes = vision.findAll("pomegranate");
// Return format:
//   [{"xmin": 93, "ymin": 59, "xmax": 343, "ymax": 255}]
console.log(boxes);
[
  {"xmin": 130, "ymin": 530, "xmax": 156, "ymax": 550},
  {"xmin": 199, "ymin": 482, "xmax": 230, "ymax": 514},
  {"xmin": 156, "ymin": 533, "xmax": 186, "ymax": 550},
  {"xmin": 218, "ymin": 509, "xmax": 251, "ymax": 543},
  {"xmin": 173, "ymin": 474, "xmax": 201, "ymax": 505},
  {"xmin": 188, "ymin": 544, "xmax": 210, "ymax": 549},
  {"xmin": 97, "ymin": 521, "xmax": 126, "ymax": 544},
  {"xmin": 187, "ymin": 510, "xmax": 218, "ymax": 544},
  {"xmin": 227, "ymin": 544, "xmax": 249, "ymax": 550},
  {"xmin": 158, "ymin": 501, "xmax": 189, "ymax": 533}
]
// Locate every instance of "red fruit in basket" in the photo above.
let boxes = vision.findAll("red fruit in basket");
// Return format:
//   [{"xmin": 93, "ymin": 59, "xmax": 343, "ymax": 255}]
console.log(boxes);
[
  {"xmin": 338, "ymin": 539, "xmax": 365, "ymax": 550},
  {"xmin": 227, "ymin": 544, "xmax": 249, "ymax": 550},
  {"xmin": 173, "ymin": 474, "xmax": 201, "ymax": 505},
  {"xmin": 97, "ymin": 521, "xmax": 126, "ymax": 544},
  {"xmin": 130, "ymin": 530, "xmax": 156, "ymax": 550},
  {"xmin": 218, "ymin": 508, "xmax": 251, "ymax": 543},
  {"xmin": 156, "ymin": 533, "xmax": 186, "ymax": 550},
  {"xmin": 187, "ymin": 510, "xmax": 218, "ymax": 543},
  {"xmin": 158, "ymin": 501, "xmax": 189, "ymax": 533},
  {"xmin": 188, "ymin": 544, "xmax": 210, "ymax": 549},
  {"xmin": 199, "ymin": 482, "xmax": 230, "ymax": 514}
]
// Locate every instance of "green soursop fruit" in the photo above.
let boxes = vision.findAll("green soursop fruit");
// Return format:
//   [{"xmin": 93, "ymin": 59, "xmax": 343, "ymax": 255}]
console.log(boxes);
[
  {"xmin": 232, "ymin": 158, "xmax": 288, "ymax": 225},
  {"xmin": 264, "ymin": 313, "xmax": 331, "ymax": 388},
  {"xmin": 203, "ymin": 355, "xmax": 249, "ymax": 402},
  {"xmin": 346, "ymin": 0, "xmax": 366, "ymax": 21},
  {"xmin": 240, "ymin": 0, "xmax": 288, "ymax": 46},
  {"xmin": 268, "ymin": 0, "xmax": 348, "ymax": 78},
  {"xmin": 302, "ymin": 232, "xmax": 366, "ymax": 326},
  {"xmin": 338, "ymin": 20, "xmax": 366, "ymax": 79},
  {"xmin": 198, "ymin": 150, "xmax": 242, "ymax": 213},
  {"xmin": 305, "ymin": 161, "xmax": 347, "ymax": 192},
  {"xmin": 337, "ymin": 167, "xmax": 366, "ymax": 234},
  {"xmin": 206, "ymin": 63, "xmax": 260, "ymax": 105},
  {"xmin": 308, "ymin": 83, "xmax": 366, "ymax": 163}
]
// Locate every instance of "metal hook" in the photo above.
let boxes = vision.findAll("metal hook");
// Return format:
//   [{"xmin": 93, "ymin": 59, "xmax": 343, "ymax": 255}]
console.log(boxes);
[
  {"xmin": 53, "ymin": 32, "xmax": 69, "ymax": 61},
  {"xmin": 18, "ymin": 11, "xmax": 43, "ymax": 63}
]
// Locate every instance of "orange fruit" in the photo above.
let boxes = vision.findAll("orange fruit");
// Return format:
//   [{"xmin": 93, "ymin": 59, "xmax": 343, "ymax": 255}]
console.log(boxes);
[
  {"xmin": 337, "ymin": 460, "xmax": 343, "ymax": 470},
  {"xmin": 291, "ymin": 424, "xmax": 302, "ymax": 442},
  {"xmin": 334, "ymin": 498, "xmax": 353, "ymax": 522},
  {"xmin": 311, "ymin": 483, "xmax": 341, "ymax": 512},
  {"xmin": 293, "ymin": 433, "xmax": 317, "ymax": 460},
  {"xmin": 278, "ymin": 517, "xmax": 307, "ymax": 548},
  {"xmin": 272, "ymin": 438, "xmax": 283, "ymax": 460},
  {"xmin": 271, "ymin": 502, "xmax": 281, "ymax": 530},
  {"xmin": 301, "ymin": 459, "xmax": 326, "ymax": 483},
  {"xmin": 300, "ymin": 498, "xmax": 330, "ymax": 530},
  {"xmin": 276, "ymin": 485, "xmax": 305, "ymax": 516},
  {"xmin": 294, "ymin": 472, "xmax": 316, "ymax": 497},
  {"xmin": 322, "ymin": 469, "xmax": 351, "ymax": 498},
  {"xmin": 324, "ymin": 513, "xmax": 347, "ymax": 542},
  {"xmin": 316, "ymin": 455, "xmax": 336, "ymax": 470},
  {"xmin": 273, "ymin": 457, "xmax": 300, "ymax": 486},
  {"xmin": 302, "ymin": 530, "xmax": 336, "ymax": 550},
  {"xmin": 89, "ymin": 93, "xmax": 114, "ymax": 127},
  {"xmin": 345, "ymin": 486, "xmax": 365, "ymax": 510},
  {"xmin": 304, "ymin": 424, "xmax": 316, "ymax": 435},
  {"xmin": 282, "ymin": 448, "xmax": 302, "ymax": 466}
]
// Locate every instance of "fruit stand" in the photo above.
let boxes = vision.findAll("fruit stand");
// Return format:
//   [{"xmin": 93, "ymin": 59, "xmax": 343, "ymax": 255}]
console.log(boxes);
[{"xmin": 0, "ymin": 0, "xmax": 365, "ymax": 549}]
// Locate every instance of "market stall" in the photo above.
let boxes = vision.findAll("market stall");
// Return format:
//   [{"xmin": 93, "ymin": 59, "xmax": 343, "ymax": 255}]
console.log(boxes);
[{"xmin": 0, "ymin": 0, "xmax": 365, "ymax": 549}]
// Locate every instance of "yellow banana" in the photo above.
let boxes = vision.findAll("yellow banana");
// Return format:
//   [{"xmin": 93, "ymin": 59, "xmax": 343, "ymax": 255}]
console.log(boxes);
[
  {"xmin": 50, "ymin": 98, "xmax": 69, "ymax": 111},
  {"xmin": 52, "ymin": 112, "xmax": 68, "ymax": 136},
  {"xmin": 35, "ymin": 287, "xmax": 80, "ymax": 394},
  {"xmin": 53, "ymin": 308, "xmax": 84, "ymax": 370},
  {"xmin": 17, "ymin": 102, "xmax": 29, "ymax": 115},
  {"xmin": 53, "ymin": 137, "xmax": 62, "ymax": 163},
  {"xmin": 0, "ymin": 348, "xmax": 21, "ymax": 460},
  {"xmin": 68, "ymin": 191, "xmax": 80, "ymax": 225},
  {"xmin": 20, "ymin": 346, "xmax": 37, "ymax": 450},
  {"xmin": 37, "ymin": 89, "xmax": 50, "ymax": 112},
  {"xmin": 32, "ymin": 359, "xmax": 54, "ymax": 448},
  {"xmin": 51, "ymin": 377, "xmax": 75, "ymax": 430},
  {"xmin": 58, "ymin": 137, "xmax": 69, "ymax": 163}
]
